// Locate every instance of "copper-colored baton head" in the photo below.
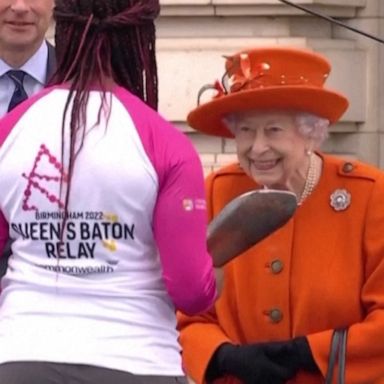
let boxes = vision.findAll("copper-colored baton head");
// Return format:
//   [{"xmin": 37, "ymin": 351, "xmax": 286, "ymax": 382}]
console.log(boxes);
[{"xmin": 208, "ymin": 189, "xmax": 297, "ymax": 267}]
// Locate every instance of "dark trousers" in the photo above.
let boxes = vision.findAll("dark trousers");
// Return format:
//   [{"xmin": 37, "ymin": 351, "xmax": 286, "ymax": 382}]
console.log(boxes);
[{"xmin": 0, "ymin": 362, "xmax": 188, "ymax": 384}]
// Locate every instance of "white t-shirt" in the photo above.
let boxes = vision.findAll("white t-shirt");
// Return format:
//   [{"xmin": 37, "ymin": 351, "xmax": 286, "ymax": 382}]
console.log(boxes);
[{"xmin": 0, "ymin": 85, "xmax": 217, "ymax": 375}]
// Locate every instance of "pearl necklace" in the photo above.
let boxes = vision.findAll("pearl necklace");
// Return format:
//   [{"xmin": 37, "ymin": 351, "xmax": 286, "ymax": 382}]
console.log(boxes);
[{"xmin": 298, "ymin": 152, "xmax": 318, "ymax": 205}]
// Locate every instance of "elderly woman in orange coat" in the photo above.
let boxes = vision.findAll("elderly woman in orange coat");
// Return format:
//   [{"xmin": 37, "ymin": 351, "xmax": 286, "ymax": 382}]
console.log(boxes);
[{"xmin": 177, "ymin": 46, "xmax": 384, "ymax": 384}]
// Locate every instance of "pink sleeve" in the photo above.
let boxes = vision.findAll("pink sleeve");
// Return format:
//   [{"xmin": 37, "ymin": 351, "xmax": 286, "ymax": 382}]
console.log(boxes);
[
  {"xmin": 115, "ymin": 87, "xmax": 217, "ymax": 315},
  {"xmin": 152, "ymin": 142, "xmax": 217, "ymax": 315}
]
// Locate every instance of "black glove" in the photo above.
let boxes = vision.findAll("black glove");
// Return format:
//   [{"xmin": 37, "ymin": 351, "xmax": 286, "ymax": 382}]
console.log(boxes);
[
  {"xmin": 262, "ymin": 336, "xmax": 319, "ymax": 374},
  {"xmin": 205, "ymin": 341, "xmax": 298, "ymax": 384}
]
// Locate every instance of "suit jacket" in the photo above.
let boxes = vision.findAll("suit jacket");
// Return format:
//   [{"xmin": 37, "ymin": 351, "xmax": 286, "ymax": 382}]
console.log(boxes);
[
  {"xmin": 0, "ymin": 41, "xmax": 56, "ymax": 278},
  {"xmin": 46, "ymin": 42, "xmax": 56, "ymax": 84},
  {"xmin": 177, "ymin": 153, "xmax": 384, "ymax": 384}
]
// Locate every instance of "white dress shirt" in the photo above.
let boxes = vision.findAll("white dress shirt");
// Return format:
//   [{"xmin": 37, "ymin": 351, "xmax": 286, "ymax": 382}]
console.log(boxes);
[{"xmin": 0, "ymin": 41, "xmax": 48, "ymax": 118}]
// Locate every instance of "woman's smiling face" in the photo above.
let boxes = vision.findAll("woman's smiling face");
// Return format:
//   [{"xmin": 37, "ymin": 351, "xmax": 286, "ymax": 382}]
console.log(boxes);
[{"xmin": 231, "ymin": 110, "xmax": 313, "ymax": 188}]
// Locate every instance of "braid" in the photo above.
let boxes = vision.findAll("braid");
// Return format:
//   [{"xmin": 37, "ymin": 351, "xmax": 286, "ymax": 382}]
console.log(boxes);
[
  {"xmin": 51, "ymin": 0, "xmax": 160, "ymax": 240},
  {"xmin": 52, "ymin": 0, "xmax": 159, "ymax": 107}
]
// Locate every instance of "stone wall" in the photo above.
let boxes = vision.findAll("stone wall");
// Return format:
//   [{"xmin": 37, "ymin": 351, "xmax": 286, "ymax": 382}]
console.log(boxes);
[
  {"xmin": 47, "ymin": 0, "xmax": 384, "ymax": 174},
  {"xmin": 155, "ymin": 0, "xmax": 384, "ymax": 174}
]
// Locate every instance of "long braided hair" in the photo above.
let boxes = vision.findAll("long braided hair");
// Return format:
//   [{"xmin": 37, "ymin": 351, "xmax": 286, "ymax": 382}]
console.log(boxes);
[{"xmin": 50, "ymin": 0, "xmax": 160, "ymax": 237}]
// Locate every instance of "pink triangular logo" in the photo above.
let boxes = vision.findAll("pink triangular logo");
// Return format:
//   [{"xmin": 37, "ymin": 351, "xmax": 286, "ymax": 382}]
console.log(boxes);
[{"xmin": 22, "ymin": 144, "xmax": 68, "ymax": 211}]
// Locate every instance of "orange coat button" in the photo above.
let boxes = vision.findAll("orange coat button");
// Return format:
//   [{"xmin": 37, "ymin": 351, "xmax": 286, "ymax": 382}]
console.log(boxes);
[
  {"xmin": 269, "ymin": 308, "xmax": 283, "ymax": 323},
  {"xmin": 271, "ymin": 259, "xmax": 284, "ymax": 274},
  {"xmin": 342, "ymin": 162, "xmax": 354, "ymax": 173}
]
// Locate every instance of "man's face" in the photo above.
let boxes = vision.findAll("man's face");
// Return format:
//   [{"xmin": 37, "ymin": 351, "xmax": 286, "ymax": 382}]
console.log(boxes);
[{"xmin": 0, "ymin": 0, "xmax": 53, "ymax": 52}]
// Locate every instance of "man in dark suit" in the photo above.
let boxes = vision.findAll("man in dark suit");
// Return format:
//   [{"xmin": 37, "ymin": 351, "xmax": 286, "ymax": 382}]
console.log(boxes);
[
  {"xmin": 0, "ymin": 0, "xmax": 56, "ymax": 277},
  {"xmin": 0, "ymin": 0, "xmax": 56, "ymax": 117}
]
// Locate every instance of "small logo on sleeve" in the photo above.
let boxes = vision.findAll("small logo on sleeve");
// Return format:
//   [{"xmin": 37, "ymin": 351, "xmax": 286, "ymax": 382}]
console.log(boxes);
[{"xmin": 182, "ymin": 198, "xmax": 206, "ymax": 211}]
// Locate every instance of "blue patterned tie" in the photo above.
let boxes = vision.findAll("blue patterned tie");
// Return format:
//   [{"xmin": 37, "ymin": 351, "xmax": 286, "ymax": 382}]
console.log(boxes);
[{"xmin": 7, "ymin": 70, "xmax": 28, "ymax": 112}]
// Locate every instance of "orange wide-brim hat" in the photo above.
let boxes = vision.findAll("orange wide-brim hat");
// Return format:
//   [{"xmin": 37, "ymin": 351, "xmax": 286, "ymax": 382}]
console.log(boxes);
[{"xmin": 187, "ymin": 46, "xmax": 349, "ymax": 138}]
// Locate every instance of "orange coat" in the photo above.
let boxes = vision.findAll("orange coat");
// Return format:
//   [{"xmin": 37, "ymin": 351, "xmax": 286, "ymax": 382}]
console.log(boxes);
[{"xmin": 177, "ymin": 153, "xmax": 384, "ymax": 384}]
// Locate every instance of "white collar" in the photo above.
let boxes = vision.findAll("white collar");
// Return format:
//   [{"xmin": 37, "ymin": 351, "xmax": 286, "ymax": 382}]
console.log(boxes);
[{"xmin": 0, "ymin": 41, "xmax": 48, "ymax": 84}]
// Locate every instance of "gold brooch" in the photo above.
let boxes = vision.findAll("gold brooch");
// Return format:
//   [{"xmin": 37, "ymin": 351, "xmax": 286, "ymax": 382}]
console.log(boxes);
[{"xmin": 330, "ymin": 189, "xmax": 351, "ymax": 211}]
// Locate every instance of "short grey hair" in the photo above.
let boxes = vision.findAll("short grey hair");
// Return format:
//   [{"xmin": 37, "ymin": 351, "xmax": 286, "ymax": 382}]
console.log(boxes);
[
  {"xmin": 294, "ymin": 112, "xmax": 329, "ymax": 147},
  {"xmin": 223, "ymin": 109, "xmax": 330, "ymax": 147}
]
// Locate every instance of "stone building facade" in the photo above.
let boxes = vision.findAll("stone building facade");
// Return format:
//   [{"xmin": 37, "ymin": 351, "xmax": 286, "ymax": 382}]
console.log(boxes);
[
  {"xmin": 155, "ymin": 0, "xmax": 384, "ymax": 175},
  {"xmin": 46, "ymin": 1, "xmax": 383, "ymax": 174}
]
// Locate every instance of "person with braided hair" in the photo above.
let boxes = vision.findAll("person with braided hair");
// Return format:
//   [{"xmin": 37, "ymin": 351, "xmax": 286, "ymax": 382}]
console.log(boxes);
[{"xmin": 0, "ymin": 1, "xmax": 218, "ymax": 383}]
